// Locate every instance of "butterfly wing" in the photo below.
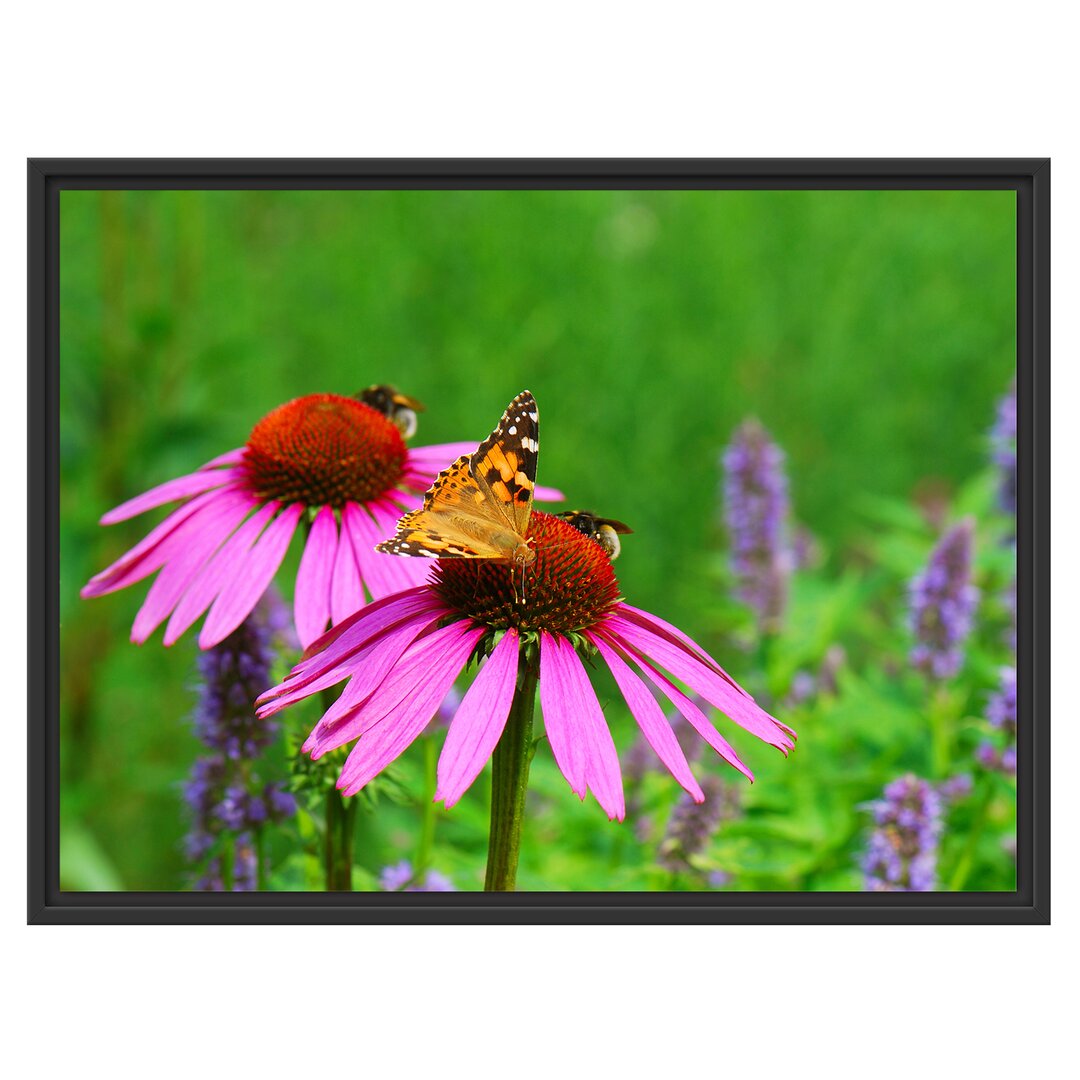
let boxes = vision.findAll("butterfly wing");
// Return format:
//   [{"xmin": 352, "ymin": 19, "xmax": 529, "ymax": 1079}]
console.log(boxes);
[
  {"xmin": 375, "ymin": 455, "xmax": 507, "ymax": 558},
  {"xmin": 469, "ymin": 390, "xmax": 539, "ymax": 538}
]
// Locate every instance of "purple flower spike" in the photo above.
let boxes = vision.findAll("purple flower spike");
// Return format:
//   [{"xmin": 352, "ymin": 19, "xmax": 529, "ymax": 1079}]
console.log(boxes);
[
  {"xmin": 379, "ymin": 860, "xmax": 457, "ymax": 892},
  {"xmin": 722, "ymin": 419, "xmax": 793, "ymax": 633},
  {"xmin": 991, "ymin": 380, "xmax": 1017, "ymax": 518},
  {"xmin": 908, "ymin": 519, "xmax": 979, "ymax": 681},
  {"xmin": 182, "ymin": 590, "xmax": 296, "ymax": 891},
  {"xmin": 862, "ymin": 774, "xmax": 943, "ymax": 892},
  {"xmin": 978, "ymin": 666, "xmax": 1017, "ymax": 776},
  {"xmin": 658, "ymin": 774, "xmax": 740, "ymax": 877}
]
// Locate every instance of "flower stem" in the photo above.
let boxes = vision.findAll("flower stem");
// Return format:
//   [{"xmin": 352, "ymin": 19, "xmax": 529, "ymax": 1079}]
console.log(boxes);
[
  {"xmin": 484, "ymin": 650, "xmax": 539, "ymax": 892},
  {"xmin": 415, "ymin": 737, "xmax": 438, "ymax": 873},
  {"xmin": 324, "ymin": 786, "xmax": 356, "ymax": 891},
  {"xmin": 318, "ymin": 686, "xmax": 356, "ymax": 891},
  {"xmin": 948, "ymin": 780, "xmax": 995, "ymax": 891}
]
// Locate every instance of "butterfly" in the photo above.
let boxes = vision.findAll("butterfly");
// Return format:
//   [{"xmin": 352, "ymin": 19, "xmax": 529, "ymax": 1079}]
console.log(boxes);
[
  {"xmin": 376, "ymin": 391, "xmax": 540, "ymax": 595},
  {"xmin": 556, "ymin": 510, "xmax": 633, "ymax": 560},
  {"xmin": 356, "ymin": 384, "xmax": 426, "ymax": 438}
]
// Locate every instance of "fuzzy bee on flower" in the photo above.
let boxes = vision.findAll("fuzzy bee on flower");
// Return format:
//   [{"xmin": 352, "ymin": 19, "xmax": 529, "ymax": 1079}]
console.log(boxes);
[{"xmin": 556, "ymin": 510, "xmax": 633, "ymax": 560}]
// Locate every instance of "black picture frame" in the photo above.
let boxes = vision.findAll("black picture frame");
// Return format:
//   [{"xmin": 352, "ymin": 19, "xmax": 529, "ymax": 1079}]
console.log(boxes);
[{"xmin": 28, "ymin": 158, "xmax": 1050, "ymax": 924}]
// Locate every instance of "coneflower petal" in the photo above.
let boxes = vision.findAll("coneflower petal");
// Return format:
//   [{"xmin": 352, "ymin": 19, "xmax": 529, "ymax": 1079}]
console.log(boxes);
[
  {"xmin": 293, "ymin": 506, "xmax": 338, "ymax": 649},
  {"xmin": 199, "ymin": 503, "xmax": 304, "ymax": 648},
  {"xmin": 100, "ymin": 467, "xmax": 243, "ymax": 525},
  {"xmin": 588, "ymin": 632, "xmax": 704, "ymax": 802},
  {"xmin": 161, "ymin": 501, "xmax": 280, "ymax": 646},
  {"xmin": 293, "ymin": 606, "xmax": 449, "ymax": 738},
  {"xmin": 330, "ymin": 503, "xmax": 364, "ymax": 625},
  {"xmin": 615, "ymin": 603, "xmax": 744, "ymax": 691},
  {"xmin": 598, "ymin": 630, "xmax": 755, "ymax": 782},
  {"xmin": 336, "ymin": 623, "xmax": 485, "ymax": 795},
  {"xmin": 346, "ymin": 500, "xmax": 429, "ymax": 597},
  {"xmin": 436, "ymin": 628, "xmax": 520, "ymax": 808},
  {"xmin": 135, "ymin": 498, "xmax": 274, "ymax": 644},
  {"xmin": 282, "ymin": 588, "xmax": 443, "ymax": 687},
  {"xmin": 540, "ymin": 633, "xmax": 625, "ymax": 820},
  {"xmin": 198, "ymin": 447, "xmax": 246, "ymax": 470},
  {"xmin": 80, "ymin": 488, "xmax": 246, "ymax": 597},
  {"xmin": 604, "ymin": 613, "xmax": 795, "ymax": 752}
]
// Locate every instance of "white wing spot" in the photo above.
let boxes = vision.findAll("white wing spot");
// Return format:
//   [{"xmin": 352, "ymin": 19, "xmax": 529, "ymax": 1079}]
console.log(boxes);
[
  {"xmin": 529, "ymin": 411, "xmax": 538, "ymax": 421},
  {"xmin": 508, "ymin": 425, "xmax": 517, "ymax": 435}
]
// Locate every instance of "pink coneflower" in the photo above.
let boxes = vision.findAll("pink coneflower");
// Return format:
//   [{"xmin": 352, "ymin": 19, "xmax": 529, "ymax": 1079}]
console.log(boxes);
[
  {"xmin": 257, "ymin": 510, "xmax": 796, "ymax": 823},
  {"xmin": 81, "ymin": 391, "xmax": 561, "ymax": 650}
]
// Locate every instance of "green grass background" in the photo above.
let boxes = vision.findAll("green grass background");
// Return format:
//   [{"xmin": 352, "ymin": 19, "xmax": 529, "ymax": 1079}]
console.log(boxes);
[{"xmin": 58, "ymin": 188, "xmax": 1015, "ymax": 891}]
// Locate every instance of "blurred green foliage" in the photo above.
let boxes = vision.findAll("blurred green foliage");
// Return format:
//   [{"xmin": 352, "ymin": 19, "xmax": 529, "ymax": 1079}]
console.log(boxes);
[{"xmin": 58, "ymin": 188, "xmax": 1015, "ymax": 892}]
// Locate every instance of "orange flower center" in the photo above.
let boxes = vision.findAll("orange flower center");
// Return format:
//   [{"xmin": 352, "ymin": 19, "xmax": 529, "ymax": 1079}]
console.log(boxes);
[
  {"xmin": 432, "ymin": 511, "xmax": 621, "ymax": 633},
  {"xmin": 244, "ymin": 394, "xmax": 407, "ymax": 508}
]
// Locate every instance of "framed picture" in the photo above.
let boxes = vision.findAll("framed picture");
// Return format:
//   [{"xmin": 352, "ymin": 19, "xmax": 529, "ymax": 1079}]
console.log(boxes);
[{"xmin": 28, "ymin": 158, "xmax": 1048, "ymax": 923}]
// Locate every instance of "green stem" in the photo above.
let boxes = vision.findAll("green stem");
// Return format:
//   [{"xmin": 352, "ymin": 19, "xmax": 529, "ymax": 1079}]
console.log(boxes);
[
  {"xmin": 484, "ymin": 650, "xmax": 539, "ymax": 892},
  {"xmin": 324, "ymin": 786, "xmax": 356, "ymax": 891},
  {"xmin": 929, "ymin": 684, "xmax": 953, "ymax": 778},
  {"xmin": 255, "ymin": 825, "xmax": 267, "ymax": 891},
  {"xmin": 318, "ymin": 687, "xmax": 356, "ymax": 892},
  {"xmin": 948, "ymin": 782, "xmax": 995, "ymax": 891},
  {"xmin": 415, "ymin": 737, "xmax": 438, "ymax": 874}
]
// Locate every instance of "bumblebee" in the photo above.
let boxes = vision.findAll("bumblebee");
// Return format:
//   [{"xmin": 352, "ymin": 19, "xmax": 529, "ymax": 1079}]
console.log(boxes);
[
  {"xmin": 556, "ymin": 510, "xmax": 633, "ymax": 560},
  {"xmin": 356, "ymin": 385, "xmax": 426, "ymax": 438}
]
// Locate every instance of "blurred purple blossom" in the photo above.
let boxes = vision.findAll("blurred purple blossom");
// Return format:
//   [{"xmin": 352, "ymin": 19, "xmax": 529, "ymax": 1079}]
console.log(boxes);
[
  {"xmin": 978, "ymin": 666, "xmax": 1017, "ymax": 776},
  {"xmin": 182, "ymin": 590, "xmax": 297, "ymax": 891},
  {"xmin": 991, "ymin": 380, "xmax": 1017, "ymax": 518},
  {"xmin": 659, "ymin": 774, "xmax": 741, "ymax": 878},
  {"xmin": 722, "ymin": 419, "xmax": 793, "ymax": 633},
  {"xmin": 379, "ymin": 860, "xmax": 457, "ymax": 892},
  {"xmin": 425, "ymin": 685, "xmax": 463, "ymax": 733},
  {"xmin": 862, "ymin": 774, "xmax": 943, "ymax": 891},
  {"xmin": 784, "ymin": 645, "xmax": 847, "ymax": 708},
  {"xmin": 908, "ymin": 519, "xmax": 979, "ymax": 680}
]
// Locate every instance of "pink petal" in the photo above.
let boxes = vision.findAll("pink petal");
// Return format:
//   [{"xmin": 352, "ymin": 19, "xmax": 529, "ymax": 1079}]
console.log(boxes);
[
  {"xmin": 403, "ymin": 447, "xmax": 563, "ymax": 504},
  {"xmin": 161, "ymin": 501, "xmax": 280, "ymax": 646},
  {"xmin": 100, "ymin": 468, "xmax": 243, "ymax": 525},
  {"xmin": 330, "ymin": 503, "xmax": 364, "ymax": 625},
  {"xmin": 598, "ymin": 630, "xmax": 754, "ymax": 781},
  {"xmin": 613, "ymin": 602, "xmax": 742, "ymax": 687},
  {"xmin": 603, "ymin": 613, "xmax": 795, "ymax": 752},
  {"xmin": 344, "ymin": 501, "xmax": 429, "ymax": 599},
  {"xmin": 300, "ymin": 610, "xmax": 453, "ymax": 754},
  {"xmin": 539, "ymin": 632, "xmax": 587, "ymax": 798},
  {"xmin": 199, "ymin": 503, "xmax": 304, "ymax": 648},
  {"xmin": 406, "ymin": 442, "xmax": 478, "ymax": 469},
  {"xmin": 273, "ymin": 588, "xmax": 441, "ymax": 692},
  {"xmin": 274, "ymin": 604, "xmax": 447, "ymax": 721},
  {"xmin": 363, "ymin": 499, "xmax": 433, "ymax": 590},
  {"xmin": 334, "ymin": 622, "xmax": 486, "ymax": 796},
  {"xmin": 81, "ymin": 488, "xmax": 242, "ymax": 597},
  {"xmin": 435, "ymin": 628, "xmax": 520, "ymax": 807},
  {"xmin": 199, "ymin": 447, "xmax": 247, "ymax": 470},
  {"xmin": 294, "ymin": 506, "xmax": 337, "ymax": 648},
  {"xmin": 132, "ymin": 494, "xmax": 267, "ymax": 643},
  {"xmin": 588, "ymin": 632, "xmax": 704, "ymax": 801},
  {"xmin": 540, "ymin": 633, "xmax": 626, "ymax": 820},
  {"xmin": 391, "ymin": 484, "xmax": 427, "ymax": 507}
]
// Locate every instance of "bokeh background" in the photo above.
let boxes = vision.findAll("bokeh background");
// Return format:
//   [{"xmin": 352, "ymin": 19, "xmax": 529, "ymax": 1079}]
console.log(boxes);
[{"xmin": 59, "ymin": 188, "xmax": 1016, "ymax": 891}]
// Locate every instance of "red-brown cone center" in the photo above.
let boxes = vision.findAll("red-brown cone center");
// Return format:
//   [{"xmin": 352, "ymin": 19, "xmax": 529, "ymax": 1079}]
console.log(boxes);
[
  {"xmin": 243, "ymin": 394, "xmax": 407, "ymax": 507},
  {"xmin": 432, "ymin": 511, "xmax": 621, "ymax": 633}
]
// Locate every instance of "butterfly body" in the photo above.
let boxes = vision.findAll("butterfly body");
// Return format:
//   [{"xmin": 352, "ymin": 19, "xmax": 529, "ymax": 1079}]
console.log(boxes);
[{"xmin": 376, "ymin": 391, "xmax": 540, "ymax": 592}]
